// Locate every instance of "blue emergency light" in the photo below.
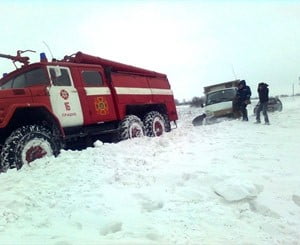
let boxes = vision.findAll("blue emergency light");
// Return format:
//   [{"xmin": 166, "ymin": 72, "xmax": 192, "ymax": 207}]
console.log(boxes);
[{"xmin": 40, "ymin": 52, "xmax": 48, "ymax": 62}]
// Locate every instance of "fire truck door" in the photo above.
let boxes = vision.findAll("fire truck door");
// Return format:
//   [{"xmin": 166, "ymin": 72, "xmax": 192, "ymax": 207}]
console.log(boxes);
[
  {"xmin": 79, "ymin": 68, "xmax": 116, "ymax": 123},
  {"xmin": 47, "ymin": 66, "xmax": 84, "ymax": 127}
]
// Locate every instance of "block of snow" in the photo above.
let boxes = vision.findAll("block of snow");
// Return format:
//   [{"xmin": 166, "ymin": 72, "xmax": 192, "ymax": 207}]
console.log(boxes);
[
  {"xmin": 213, "ymin": 178, "xmax": 262, "ymax": 202},
  {"xmin": 93, "ymin": 140, "xmax": 103, "ymax": 148},
  {"xmin": 100, "ymin": 221, "xmax": 123, "ymax": 236}
]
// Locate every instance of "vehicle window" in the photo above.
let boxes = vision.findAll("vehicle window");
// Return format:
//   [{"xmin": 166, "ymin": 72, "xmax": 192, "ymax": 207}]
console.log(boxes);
[
  {"xmin": 206, "ymin": 89, "xmax": 236, "ymax": 105},
  {"xmin": 0, "ymin": 68, "xmax": 48, "ymax": 89},
  {"xmin": 0, "ymin": 79, "xmax": 13, "ymax": 89},
  {"xmin": 82, "ymin": 71, "xmax": 103, "ymax": 87},
  {"xmin": 25, "ymin": 68, "xmax": 48, "ymax": 87},
  {"xmin": 50, "ymin": 68, "xmax": 72, "ymax": 86},
  {"xmin": 12, "ymin": 74, "xmax": 26, "ymax": 88}
]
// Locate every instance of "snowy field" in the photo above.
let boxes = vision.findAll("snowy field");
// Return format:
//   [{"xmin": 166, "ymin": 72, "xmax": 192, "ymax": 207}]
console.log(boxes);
[{"xmin": 0, "ymin": 96, "xmax": 300, "ymax": 245}]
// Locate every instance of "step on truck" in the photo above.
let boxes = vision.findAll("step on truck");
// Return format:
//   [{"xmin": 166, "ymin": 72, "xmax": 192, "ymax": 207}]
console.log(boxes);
[{"xmin": 0, "ymin": 50, "xmax": 178, "ymax": 172}]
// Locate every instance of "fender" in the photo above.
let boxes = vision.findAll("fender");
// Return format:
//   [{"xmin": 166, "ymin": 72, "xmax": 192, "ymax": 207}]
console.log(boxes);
[{"xmin": 0, "ymin": 103, "xmax": 65, "ymax": 137}]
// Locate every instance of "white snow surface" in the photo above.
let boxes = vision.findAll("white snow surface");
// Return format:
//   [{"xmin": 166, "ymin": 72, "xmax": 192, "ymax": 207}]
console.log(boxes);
[{"xmin": 1, "ymin": 97, "xmax": 300, "ymax": 245}]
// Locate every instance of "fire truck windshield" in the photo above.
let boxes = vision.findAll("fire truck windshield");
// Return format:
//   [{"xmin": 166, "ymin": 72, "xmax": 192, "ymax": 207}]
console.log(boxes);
[{"xmin": 0, "ymin": 68, "xmax": 49, "ymax": 89}]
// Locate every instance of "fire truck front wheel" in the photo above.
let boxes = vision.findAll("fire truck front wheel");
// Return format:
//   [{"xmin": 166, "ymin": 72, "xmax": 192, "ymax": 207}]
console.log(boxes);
[
  {"xmin": 143, "ymin": 111, "xmax": 168, "ymax": 137},
  {"xmin": 119, "ymin": 115, "xmax": 145, "ymax": 140},
  {"xmin": 0, "ymin": 125, "xmax": 61, "ymax": 171}
]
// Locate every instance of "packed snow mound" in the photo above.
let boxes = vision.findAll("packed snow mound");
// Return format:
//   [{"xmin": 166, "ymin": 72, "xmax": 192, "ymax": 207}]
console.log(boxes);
[{"xmin": 213, "ymin": 178, "xmax": 263, "ymax": 202}]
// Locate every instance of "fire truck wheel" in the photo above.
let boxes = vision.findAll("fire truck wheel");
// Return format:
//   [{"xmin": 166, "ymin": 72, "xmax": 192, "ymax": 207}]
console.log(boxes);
[
  {"xmin": 143, "ymin": 111, "xmax": 167, "ymax": 137},
  {"xmin": 0, "ymin": 125, "xmax": 60, "ymax": 171},
  {"xmin": 119, "ymin": 115, "xmax": 145, "ymax": 140}
]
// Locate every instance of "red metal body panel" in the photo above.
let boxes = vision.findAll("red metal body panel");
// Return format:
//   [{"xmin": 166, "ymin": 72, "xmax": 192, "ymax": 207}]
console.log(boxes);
[
  {"xmin": 0, "ymin": 102, "xmax": 54, "ymax": 129},
  {"xmin": 148, "ymin": 76, "xmax": 171, "ymax": 89},
  {"xmin": 29, "ymin": 85, "xmax": 50, "ymax": 103},
  {"xmin": 70, "ymin": 52, "xmax": 167, "ymax": 78},
  {"xmin": 0, "ymin": 86, "xmax": 56, "ymax": 128},
  {"xmin": 0, "ymin": 89, "xmax": 32, "ymax": 127},
  {"xmin": 109, "ymin": 72, "xmax": 177, "ymax": 121},
  {"xmin": 111, "ymin": 73, "xmax": 150, "ymax": 88}
]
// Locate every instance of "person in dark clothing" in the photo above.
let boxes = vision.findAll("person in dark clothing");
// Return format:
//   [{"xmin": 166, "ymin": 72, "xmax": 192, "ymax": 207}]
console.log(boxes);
[
  {"xmin": 236, "ymin": 80, "xmax": 251, "ymax": 121},
  {"xmin": 256, "ymin": 83, "xmax": 270, "ymax": 124}
]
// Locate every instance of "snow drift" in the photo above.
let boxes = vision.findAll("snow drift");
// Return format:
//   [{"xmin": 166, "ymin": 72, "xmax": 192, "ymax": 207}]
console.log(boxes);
[{"xmin": 0, "ymin": 97, "xmax": 300, "ymax": 245}]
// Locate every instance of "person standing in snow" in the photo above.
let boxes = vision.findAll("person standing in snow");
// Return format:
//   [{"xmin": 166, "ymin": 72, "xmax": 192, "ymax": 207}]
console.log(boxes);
[
  {"xmin": 255, "ymin": 82, "xmax": 270, "ymax": 125},
  {"xmin": 236, "ymin": 80, "xmax": 252, "ymax": 121}
]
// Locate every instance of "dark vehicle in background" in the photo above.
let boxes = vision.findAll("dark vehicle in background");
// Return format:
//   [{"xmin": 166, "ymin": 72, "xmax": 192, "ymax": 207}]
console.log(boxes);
[{"xmin": 253, "ymin": 97, "xmax": 283, "ymax": 114}]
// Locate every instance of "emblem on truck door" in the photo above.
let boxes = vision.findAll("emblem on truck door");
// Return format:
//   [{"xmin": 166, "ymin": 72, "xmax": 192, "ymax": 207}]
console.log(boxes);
[
  {"xmin": 60, "ymin": 89, "xmax": 69, "ymax": 100},
  {"xmin": 94, "ymin": 97, "xmax": 109, "ymax": 115}
]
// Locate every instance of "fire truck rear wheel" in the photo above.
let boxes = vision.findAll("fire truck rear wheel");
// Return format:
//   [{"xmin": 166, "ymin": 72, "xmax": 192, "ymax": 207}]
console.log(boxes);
[
  {"xmin": 119, "ymin": 115, "xmax": 145, "ymax": 140},
  {"xmin": 143, "ymin": 111, "xmax": 168, "ymax": 137},
  {"xmin": 0, "ymin": 125, "xmax": 61, "ymax": 171}
]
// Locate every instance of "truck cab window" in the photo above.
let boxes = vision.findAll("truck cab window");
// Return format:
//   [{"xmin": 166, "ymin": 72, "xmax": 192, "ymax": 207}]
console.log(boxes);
[
  {"xmin": 82, "ymin": 71, "xmax": 103, "ymax": 87},
  {"xmin": 12, "ymin": 74, "xmax": 26, "ymax": 88},
  {"xmin": 0, "ymin": 79, "xmax": 13, "ymax": 89},
  {"xmin": 25, "ymin": 68, "xmax": 48, "ymax": 87},
  {"xmin": 1, "ymin": 68, "xmax": 48, "ymax": 89},
  {"xmin": 50, "ymin": 68, "xmax": 72, "ymax": 86}
]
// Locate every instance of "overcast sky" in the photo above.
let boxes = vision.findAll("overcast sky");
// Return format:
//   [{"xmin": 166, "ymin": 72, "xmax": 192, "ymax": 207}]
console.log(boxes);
[{"xmin": 1, "ymin": 0, "xmax": 300, "ymax": 100}]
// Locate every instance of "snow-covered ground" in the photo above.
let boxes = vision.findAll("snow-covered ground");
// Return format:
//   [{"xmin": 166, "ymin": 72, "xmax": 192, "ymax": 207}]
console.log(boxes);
[{"xmin": 1, "ymin": 96, "xmax": 300, "ymax": 245}]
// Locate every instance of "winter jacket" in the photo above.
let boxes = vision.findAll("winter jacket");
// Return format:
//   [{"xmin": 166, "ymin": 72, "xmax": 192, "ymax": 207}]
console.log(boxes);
[
  {"xmin": 258, "ymin": 83, "xmax": 269, "ymax": 103},
  {"xmin": 236, "ymin": 80, "xmax": 251, "ymax": 104}
]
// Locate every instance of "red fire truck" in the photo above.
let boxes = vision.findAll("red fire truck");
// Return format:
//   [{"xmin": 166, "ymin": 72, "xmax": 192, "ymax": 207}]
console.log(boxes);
[{"xmin": 0, "ymin": 50, "xmax": 178, "ymax": 172}]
